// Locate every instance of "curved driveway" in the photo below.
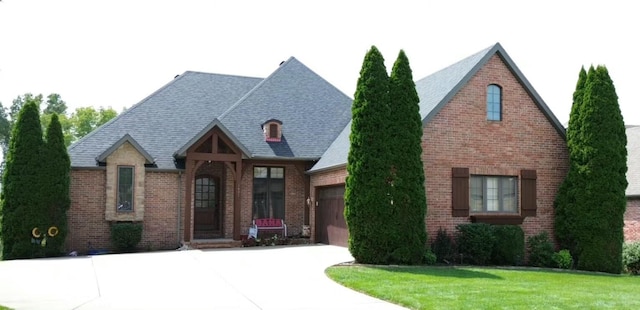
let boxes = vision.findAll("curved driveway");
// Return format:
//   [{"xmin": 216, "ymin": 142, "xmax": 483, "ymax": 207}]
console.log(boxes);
[{"xmin": 0, "ymin": 245, "xmax": 407, "ymax": 310}]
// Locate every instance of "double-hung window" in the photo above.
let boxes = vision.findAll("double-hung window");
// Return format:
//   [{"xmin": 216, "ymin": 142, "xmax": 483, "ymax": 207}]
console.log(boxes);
[{"xmin": 470, "ymin": 175, "xmax": 517, "ymax": 213}]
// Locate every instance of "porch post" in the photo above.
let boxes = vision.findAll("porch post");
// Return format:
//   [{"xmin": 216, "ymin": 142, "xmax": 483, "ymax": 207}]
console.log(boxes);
[
  {"xmin": 233, "ymin": 160, "xmax": 242, "ymax": 240},
  {"xmin": 183, "ymin": 158, "xmax": 193, "ymax": 242}
]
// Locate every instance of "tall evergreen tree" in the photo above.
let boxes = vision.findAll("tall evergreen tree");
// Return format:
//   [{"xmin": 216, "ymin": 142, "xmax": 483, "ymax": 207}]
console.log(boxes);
[
  {"xmin": 574, "ymin": 66, "xmax": 627, "ymax": 273},
  {"xmin": 387, "ymin": 50, "xmax": 427, "ymax": 264},
  {"xmin": 345, "ymin": 46, "xmax": 392, "ymax": 264},
  {"xmin": 554, "ymin": 67, "xmax": 587, "ymax": 256},
  {"xmin": 1, "ymin": 101, "xmax": 45, "ymax": 259},
  {"xmin": 42, "ymin": 114, "xmax": 71, "ymax": 256}
]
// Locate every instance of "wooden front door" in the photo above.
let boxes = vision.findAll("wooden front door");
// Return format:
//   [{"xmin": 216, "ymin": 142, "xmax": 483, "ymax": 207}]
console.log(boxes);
[{"xmin": 194, "ymin": 175, "xmax": 222, "ymax": 239}]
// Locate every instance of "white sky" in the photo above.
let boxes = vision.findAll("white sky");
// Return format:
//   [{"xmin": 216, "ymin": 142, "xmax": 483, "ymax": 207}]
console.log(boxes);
[{"xmin": 0, "ymin": 0, "xmax": 638, "ymax": 125}]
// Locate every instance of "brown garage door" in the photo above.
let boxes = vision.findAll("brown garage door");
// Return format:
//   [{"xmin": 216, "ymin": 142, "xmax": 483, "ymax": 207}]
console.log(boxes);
[{"xmin": 316, "ymin": 185, "xmax": 348, "ymax": 247}]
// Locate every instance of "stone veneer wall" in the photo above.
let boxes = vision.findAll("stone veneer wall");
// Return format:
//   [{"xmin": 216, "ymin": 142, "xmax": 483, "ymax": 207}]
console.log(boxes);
[{"xmin": 105, "ymin": 142, "xmax": 147, "ymax": 221}]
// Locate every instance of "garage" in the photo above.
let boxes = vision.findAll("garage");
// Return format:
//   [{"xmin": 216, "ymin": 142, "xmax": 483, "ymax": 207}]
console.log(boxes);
[{"xmin": 315, "ymin": 185, "xmax": 348, "ymax": 247}]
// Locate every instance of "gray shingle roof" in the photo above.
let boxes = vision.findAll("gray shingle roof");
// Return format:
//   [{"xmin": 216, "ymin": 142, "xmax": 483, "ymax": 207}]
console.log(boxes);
[
  {"xmin": 309, "ymin": 42, "xmax": 566, "ymax": 173},
  {"xmin": 69, "ymin": 57, "xmax": 352, "ymax": 169},
  {"xmin": 69, "ymin": 71, "xmax": 262, "ymax": 169},
  {"xmin": 626, "ymin": 126, "xmax": 640, "ymax": 196}
]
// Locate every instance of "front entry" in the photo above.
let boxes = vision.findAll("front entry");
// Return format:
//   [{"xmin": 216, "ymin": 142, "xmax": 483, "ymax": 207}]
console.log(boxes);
[{"xmin": 193, "ymin": 175, "xmax": 222, "ymax": 239}]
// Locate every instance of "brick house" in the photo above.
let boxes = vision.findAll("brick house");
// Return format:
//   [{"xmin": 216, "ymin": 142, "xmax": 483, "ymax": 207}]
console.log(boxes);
[
  {"xmin": 67, "ymin": 43, "xmax": 571, "ymax": 253},
  {"xmin": 625, "ymin": 126, "xmax": 640, "ymax": 241}
]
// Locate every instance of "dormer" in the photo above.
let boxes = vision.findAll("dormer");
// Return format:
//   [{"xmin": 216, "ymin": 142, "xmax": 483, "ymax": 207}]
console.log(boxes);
[{"xmin": 262, "ymin": 119, "xmax": 282, "ymax": 142}]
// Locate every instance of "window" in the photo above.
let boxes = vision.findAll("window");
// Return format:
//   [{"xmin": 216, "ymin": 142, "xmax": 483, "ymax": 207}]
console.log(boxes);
[
  {"xmin": 487, "ymin": 84, "xmax": 502, "ymax": 121},
  {"xmin": 195, "ymin": 176, "xmax": 218, "ymax": 209},
  {"xmin": 117, "ymin": 166, "xmax": 134, "ymax": 211},
  {"xmin": 470, "ymin": 175, "xmax": 517, "ymax": 213},
  {"xmin": 253, "ymin": 167, "xmax": 284, "ymax": 219}
]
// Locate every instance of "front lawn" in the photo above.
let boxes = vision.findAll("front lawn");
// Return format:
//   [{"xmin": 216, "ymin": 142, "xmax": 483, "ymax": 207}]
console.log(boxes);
[{"xmin": 326, "ymin": 265, "xmax": 640, "ymax": 309}]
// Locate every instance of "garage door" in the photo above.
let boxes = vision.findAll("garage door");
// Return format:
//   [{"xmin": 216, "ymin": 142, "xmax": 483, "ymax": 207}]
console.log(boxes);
[{"xmin": 316, "ymin": 185, "xmax": 348, "ymax": 247}]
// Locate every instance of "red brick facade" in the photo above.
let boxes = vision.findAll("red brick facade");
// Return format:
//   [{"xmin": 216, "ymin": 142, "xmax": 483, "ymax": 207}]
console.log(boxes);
[
  {"xmin": 68, "ymin": 159, "xmax": 309, "ymax": 253},
  {"xmin": 625, "ymin": 198, "xmax": 640, "ymax": 242},
  {"xmin": 420, "ymin": 54, "xmax": 568, "ymax": 242},
  {"xmin": 308, "ymin": 54, "xmax": 570, "ymax": 245}
]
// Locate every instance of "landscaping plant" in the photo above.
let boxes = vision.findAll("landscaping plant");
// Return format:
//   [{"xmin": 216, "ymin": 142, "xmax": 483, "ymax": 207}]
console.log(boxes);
[
  {"xmin": 455, "ymin": 223, "xmax": 495, "ymax": 265},
  {"xmin": 491, "ymin": 225, "xmax": 524, "ymax": 266},
  {"xmin": 110, "ymin": 222, "xmax": 143, "ymax": 252},
  {"xmin": 622, "ymin": 242, "xmax": 640, "ymax": 274},
  {"xmin": 527, "ymin": 232, "xmax": 554, "ymax": 267}
]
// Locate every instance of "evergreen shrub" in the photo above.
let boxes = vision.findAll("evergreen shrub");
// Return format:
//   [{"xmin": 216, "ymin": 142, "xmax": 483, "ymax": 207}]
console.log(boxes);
[
  {"xmin": 527, "ymin": 232, "xmax": 554, "ymax": 267},
  {"xmin": 455, "ymin": 223, "xmax": 495, "ymax": 265},
  {"xmin": 622, "ymin": 242, "xmax": 640, "ymax": 275},
  {"xmin": 491, "ymin": 225, "xmax": 524, "ymax": 266},
  {"xmin": 110, "ymin": 222, "xmax": 143, "ymax": 252}
]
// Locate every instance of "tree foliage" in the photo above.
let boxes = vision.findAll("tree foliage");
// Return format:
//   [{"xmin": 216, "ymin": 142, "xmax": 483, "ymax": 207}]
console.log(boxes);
[
  {"xmin": 345, "ymin": 46, "xmax": 392, "ymax": 264},
  {"xmin": 1, "ymin": 101, "xmax": 45, "ymax": 259},
  {"xmin": 387, "ymin": 50, "xmax": 427, "ymax": 264},
  {"xmin": 345, "ymin": 47, "xmax": 426, "ymax": 265},
  {"xmin": 573, "ymin": 66, "xmax": 627, "ymax": 273},
  {"xmin": 42, "ymin": 114, "xmax": 71, "ymax": 256},
  {"xmin": 556, "ymin": 66, "xmax": 627, "ymax": 273},
  {"xmin": 554, "ymin": 67, "xmax": 587, "ymax": 255}
]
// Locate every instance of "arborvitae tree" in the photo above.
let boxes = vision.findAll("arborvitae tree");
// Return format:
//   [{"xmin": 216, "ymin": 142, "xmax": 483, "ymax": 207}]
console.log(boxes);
[
  {"xmin": 554, "ymin": 67, "xmax": 587, "ymax": 257},
  {"xmin": 574, "ymin": 66, "xmax": 627, "ymax": 273},
  {"xmin": 42, "ymin": 114, "xmax": 71, "ymax": 256},
  {"xmin": 345, "ymin": 46, "xmax": 392, "ymax": 264},
  {"xmin": 1, "ymin": 101, "xmax": 45, "ymax": 259},
  {"xmin": 387, "ymin": 50, "xmax": 427, "ymax": 264}
]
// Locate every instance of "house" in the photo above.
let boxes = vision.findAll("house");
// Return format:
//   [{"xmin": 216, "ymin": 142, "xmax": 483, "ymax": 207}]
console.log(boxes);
[
  {"xmin": 67, "ymin": 43, "xmax": 570, "ymax": 253},
  {"xmin": 625, "ymin": 126, "xmax": 640, "ymax": 241},
  {"xmin": 308, "ymin": 43, "xmax": 569, "ymax": 246}
]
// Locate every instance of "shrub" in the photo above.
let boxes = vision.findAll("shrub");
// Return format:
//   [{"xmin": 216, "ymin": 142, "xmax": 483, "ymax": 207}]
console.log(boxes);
[
  {"xmin": 423, "ymin": 248, "xmax": 437, "ymax": 265},
  {"xmin": 110, "ymin": 222, "xmax": 143, "ymax": 252},
  {"xmin": 455, "ymin": 223, "xmax": 495, "ymax": 265},
  {"xmin": 491, "ymin": 225, "xmax": 525, "ymax": 266},
  {"xmin": 552, "ymin": 249, "xmax": 573, "ymax": 269},
  {"xmin": 527, "ymin": 232, "xmax": 554, "ymax": 267},
  {"xmin": 622, "ymin": 242, "xmax": 640, "ymax": 275},
  {"xmin": 431, "ymin": 227, "xmax": 455, "ymax": 264}
]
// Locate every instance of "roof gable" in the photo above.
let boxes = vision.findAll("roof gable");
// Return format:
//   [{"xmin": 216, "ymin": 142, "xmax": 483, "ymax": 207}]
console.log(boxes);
[
  {"xmin": 309, "ymin": 42, "xmax": 567, "ymax": 173},
  {"xmin": 96, "ymin": 133, "xmax": 154, "ymax": 164}
]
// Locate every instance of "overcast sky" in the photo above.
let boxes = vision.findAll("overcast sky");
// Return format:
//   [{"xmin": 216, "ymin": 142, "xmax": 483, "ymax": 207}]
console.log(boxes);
[{"xmin": 0, "ymin": 0, "xmax": 638, "ymax": 125}]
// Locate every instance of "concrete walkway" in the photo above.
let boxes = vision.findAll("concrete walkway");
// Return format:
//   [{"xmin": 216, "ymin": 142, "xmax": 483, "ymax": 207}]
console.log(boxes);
[{"xmin": 0, "ymin": 245, "xmax": 407, "ymax": 310}]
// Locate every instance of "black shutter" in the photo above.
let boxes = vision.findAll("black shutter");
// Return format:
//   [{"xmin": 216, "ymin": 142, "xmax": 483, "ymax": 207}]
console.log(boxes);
[
  {"xmin": 521, "ymin": 169, "xmax": 537, "ymax": 217},
  {"xmin": 452, "ymin": 168, "xmax": 470, "ymax": 217}
]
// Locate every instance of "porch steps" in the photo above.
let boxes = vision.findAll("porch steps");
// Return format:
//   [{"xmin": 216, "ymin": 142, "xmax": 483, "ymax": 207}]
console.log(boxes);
[{"xmin": 188, "ymin": 239, "xmax": 242, "ymax": 249}]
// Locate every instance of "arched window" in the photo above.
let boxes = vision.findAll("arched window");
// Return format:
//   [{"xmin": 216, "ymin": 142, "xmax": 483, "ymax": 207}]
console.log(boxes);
[
  {"xmin": 487, "ymin": 84, "xmax": 502, "ymax": 121},
  {"xmin": 195, "ymin": 175, "xmax": 219, "ymax": 209}
]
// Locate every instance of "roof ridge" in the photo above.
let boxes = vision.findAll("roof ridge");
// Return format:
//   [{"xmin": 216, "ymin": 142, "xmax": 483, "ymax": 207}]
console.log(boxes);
[{"xmin": 218, "ymin": 57, "xmax": 296, "ymax": 120}]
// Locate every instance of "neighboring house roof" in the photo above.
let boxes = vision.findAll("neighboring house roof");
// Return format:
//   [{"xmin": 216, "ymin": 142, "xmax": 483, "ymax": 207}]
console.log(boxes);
[
  {"xmin": 69, "ymin": 57, "xmax": 352, "ymax": 169},
  {"xmin": 626, "ymin": 126, "xmax": 640, "ymax": 197},
  {"xmin": 309, "ymin": 42, "xmax": 566, "ymax": 173}
]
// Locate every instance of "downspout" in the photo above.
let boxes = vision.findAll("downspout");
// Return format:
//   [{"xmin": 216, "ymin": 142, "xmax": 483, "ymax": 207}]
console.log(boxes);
[{"xmin": 177, "ymin": 171, "xmax": 182, "ymax": 246}]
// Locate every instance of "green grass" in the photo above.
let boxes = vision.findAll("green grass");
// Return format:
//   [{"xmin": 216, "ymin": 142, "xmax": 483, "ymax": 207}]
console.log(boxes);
[{"xmin": 326, "ymin": 265, "xmax": 640, "ymax": 309}]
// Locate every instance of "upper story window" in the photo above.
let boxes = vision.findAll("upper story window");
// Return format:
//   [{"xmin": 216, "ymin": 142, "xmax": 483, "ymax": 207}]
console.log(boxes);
[
  {"xmin": 470, "ymin": 175, "xmax": 517, "ymax": 213},
  {"xmin": 117, "ymin": 166, "xmax": 134, "ymax": 212},
  {"xmin": 262, "ymin": 119, "xmax": 282, "ymax": 142},
  {"xmin": 487, "ymin": 84, "xmax": 502, "ymax": 121}
]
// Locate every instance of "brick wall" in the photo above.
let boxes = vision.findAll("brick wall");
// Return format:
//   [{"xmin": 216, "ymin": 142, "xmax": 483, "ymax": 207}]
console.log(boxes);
[
  {"xmin": 68, "ymin": 169, "xmax": 109, "ymax": 252},
  {"xmin": 625, "ymin": 198, "xmax": 640, "ymax": 242},
  {"xmin": 69, "ymin": 169, "xmax": 182, "ymax": 253},
  {"xmin": 421, "ymin": 54, "xmax": 569, "ymax": 243}
]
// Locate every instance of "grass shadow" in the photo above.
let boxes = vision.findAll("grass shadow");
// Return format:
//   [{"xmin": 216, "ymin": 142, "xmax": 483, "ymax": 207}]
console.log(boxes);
[{"xmin": 368, "ymin": 265, "xmax": 504, "ymax": 280}]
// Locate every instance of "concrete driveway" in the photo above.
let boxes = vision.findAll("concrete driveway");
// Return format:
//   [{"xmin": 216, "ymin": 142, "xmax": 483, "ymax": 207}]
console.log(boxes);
[{"xmin": 0, "ymin": 245, "xmax": 407, "ymax": 310}]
